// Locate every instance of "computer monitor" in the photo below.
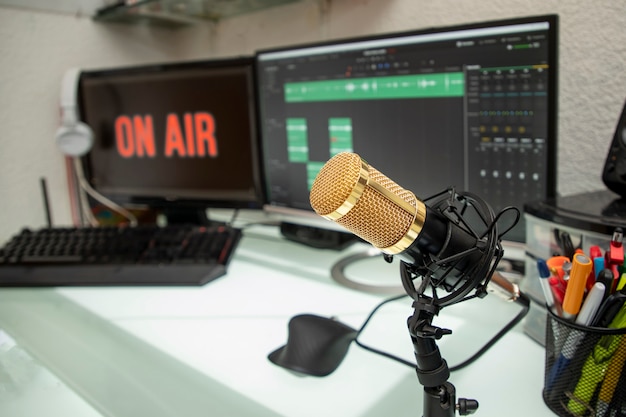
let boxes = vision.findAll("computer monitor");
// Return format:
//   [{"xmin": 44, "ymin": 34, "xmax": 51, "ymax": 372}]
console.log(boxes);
[
  {"xmin": 78, "ymin": 57, "xmax": 265, "ymax": 225},
  {"xmin": 255, "ymin": 15, "xmax": 558, "ymax": 243}
]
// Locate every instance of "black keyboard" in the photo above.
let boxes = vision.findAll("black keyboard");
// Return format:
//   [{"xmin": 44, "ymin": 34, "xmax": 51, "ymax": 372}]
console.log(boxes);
[{"xmin": 0, "ymin": 224, "xmax": 242, "ymax": 287}]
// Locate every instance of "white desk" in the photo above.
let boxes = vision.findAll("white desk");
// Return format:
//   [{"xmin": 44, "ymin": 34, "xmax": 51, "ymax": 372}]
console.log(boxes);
[{"xmin": 0, "ymin": 225, "xmax": 552, "ymax": 416}]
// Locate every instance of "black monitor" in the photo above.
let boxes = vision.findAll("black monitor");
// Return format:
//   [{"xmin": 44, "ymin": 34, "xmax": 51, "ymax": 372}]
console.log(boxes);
[
  {"xmin": 255, "ymin": 15, "xmax": 558, "ymax": 243},
  {"xmin": 78, "ymin": 57, "xmax": 265, "ymax": 225}
]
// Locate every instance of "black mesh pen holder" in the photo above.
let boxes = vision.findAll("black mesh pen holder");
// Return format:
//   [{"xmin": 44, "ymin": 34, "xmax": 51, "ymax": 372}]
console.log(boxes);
[{"xmin": 542, "ymin": 308, "xmax": 626, "ymax": 416}]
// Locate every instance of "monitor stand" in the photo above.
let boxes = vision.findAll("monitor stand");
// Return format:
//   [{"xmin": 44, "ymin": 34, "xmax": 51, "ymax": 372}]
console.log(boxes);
[
  {"xmin": 161, "ymin": 207, "xmax": 215, "ymax": 226},
  {"xmin": 279, "ymin": 222, "xmax": 361, "ymax": 250}
]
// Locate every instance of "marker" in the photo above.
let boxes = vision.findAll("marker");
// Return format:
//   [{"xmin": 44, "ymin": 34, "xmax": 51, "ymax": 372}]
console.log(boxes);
[
  {"xmin": 606, "ymin": 228, "xmax": 625, "ymax": 291},
  {"xmin": 578, "ymin": 282, "xmax": 606, "ymax": 325},
  {"xmin": 562, "ymin": 253, "xmax": 593, "ymax": 320},
  {"xmin": 606, "ymin": 228, "xmax": 624, "ymax": 266},
  {"xmin": 617, "ymin": 272, "xmax": 626, "ymax": 292},
  {"xmin": 596, "ymin": 269, "xmax": 615, "ymax": 301},
  {"xmin": 545, "ymin": 282, "xmax": 605, "ymax": 391},
  {"xmin": 547, "ymin": 256, "xmax": 570, "ymax": 281},
  {"xmin": 568, "ymin": 302, "xmax": 626, "ymax": 415},
  {"xmin": 593, "ymin": 286, "xmax": 626, "ymax": 328},
  {"xmin": 596, "ymin": 336, "xmax": 626, "ymax": 417}
]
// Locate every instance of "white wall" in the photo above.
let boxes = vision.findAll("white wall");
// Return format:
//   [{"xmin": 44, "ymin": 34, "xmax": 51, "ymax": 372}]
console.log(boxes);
[
  {"xmin": 1, "ymin": 0, "xmax": 625, "ymax": 243},
  {"xmin": 0, "ymin": 8, "xmax": 214, "ymax": 242}
]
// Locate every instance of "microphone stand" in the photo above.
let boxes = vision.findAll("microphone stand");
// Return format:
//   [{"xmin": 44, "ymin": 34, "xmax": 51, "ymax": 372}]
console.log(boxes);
[{"xmin": 407, "ymin": 294, "xmax": 479, "ymax": 417}]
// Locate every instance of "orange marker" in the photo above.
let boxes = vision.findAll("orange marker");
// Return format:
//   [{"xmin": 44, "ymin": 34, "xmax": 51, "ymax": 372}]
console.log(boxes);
[
  {"xmin": 546, "ymin": 256, "xmax": 570, "ymax": 281},
  {"xmin": 562, "ymin": 253, "xmax": 593, "ymax": 320}
]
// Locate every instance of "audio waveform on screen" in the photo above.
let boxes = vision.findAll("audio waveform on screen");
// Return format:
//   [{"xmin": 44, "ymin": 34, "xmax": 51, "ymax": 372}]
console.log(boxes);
[{"xmin": 284, "ymin": 73, "xmax": 464, "ymax": 102}]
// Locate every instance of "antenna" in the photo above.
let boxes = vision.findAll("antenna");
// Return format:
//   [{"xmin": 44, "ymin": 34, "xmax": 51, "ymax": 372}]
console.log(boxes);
[{"xmin": 40, "ymin": 177, "xmax": 53, "ymax": 228}]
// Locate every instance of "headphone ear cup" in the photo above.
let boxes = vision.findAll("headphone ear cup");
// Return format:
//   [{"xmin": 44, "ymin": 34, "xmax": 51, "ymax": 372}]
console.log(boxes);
[{"xmin": 56, "ymin": 121, "xmax": 94, "ymax": 156}]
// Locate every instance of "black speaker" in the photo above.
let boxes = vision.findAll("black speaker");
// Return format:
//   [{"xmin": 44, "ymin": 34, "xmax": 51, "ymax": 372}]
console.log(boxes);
[{"xmin": 602, "ymin": 100, "xmax": 626, "ymax": 197}]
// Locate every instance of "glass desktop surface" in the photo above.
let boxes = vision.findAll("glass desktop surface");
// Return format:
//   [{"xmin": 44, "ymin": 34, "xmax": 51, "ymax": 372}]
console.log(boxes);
[
  {"xmin": 0, "ymin": 223, "xmax": 549, "ymax": 417},
  {"xmin": 0, "ymin": 329, "xmax": 104, "ymax": 417},
  {"xmin": 0, "ymin": 287, "xmax": 279, "ymax": 417}
]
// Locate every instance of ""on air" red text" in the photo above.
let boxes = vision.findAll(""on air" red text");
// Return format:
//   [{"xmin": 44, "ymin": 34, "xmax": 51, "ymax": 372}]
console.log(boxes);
[{"xmin": 114, "ymin": 112, "xmax": 218, "ymax": 158}]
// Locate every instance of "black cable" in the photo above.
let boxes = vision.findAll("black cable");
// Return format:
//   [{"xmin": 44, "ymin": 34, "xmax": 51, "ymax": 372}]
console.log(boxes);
[
  {"xmin": 226, "ymin": 208, "xmax": 240, "ymax": 227},
  {"xmin": 238, "ymin": 207, "xmax": 528, "ymax": 371},
  {"xmin": 353, "ymin": 291, "xmax": 531, "ymax": 372},
  {"xmin": 448, "ymin": 292, "xmax": 530, "ymax": 372},
  {"xmin": 354, "ymin": 294, "xmax": 415, "ymax": 368}
]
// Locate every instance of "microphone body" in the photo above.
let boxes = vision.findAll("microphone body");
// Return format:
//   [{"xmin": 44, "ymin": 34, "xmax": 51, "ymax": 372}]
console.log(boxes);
[{"xmin": 309, "ymin": 152, "xmax": 479, "ymax": 267}]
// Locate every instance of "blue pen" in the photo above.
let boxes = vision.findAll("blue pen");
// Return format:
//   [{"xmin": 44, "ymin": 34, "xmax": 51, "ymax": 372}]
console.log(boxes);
[
  {"xmin": 545, "ymin": 282, "xmax": 605, "ymax": 391},
  {"xmin": 537, "ymin": 259, "xmax": 562, "ymax": 316},
  {"xmin": 594, "ymin": 257, "xmax": 606, "ymax": 281}
]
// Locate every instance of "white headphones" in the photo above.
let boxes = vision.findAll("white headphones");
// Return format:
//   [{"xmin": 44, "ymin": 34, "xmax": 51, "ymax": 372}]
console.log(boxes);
[{"xmin": 56, "ymin": 68, "xmax": 94, "ymax": 156}]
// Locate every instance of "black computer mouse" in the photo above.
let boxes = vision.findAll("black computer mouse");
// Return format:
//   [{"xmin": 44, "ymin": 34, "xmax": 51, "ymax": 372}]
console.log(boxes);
[{"xmin": 268, "ymin": 314, "xmax": 357, "ymax": 377}]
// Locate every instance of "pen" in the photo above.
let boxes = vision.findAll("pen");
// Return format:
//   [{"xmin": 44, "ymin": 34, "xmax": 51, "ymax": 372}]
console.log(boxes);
[
  {"xmin": 562, "ymin": 253, "xmax": 593, "ymax": 320},
  {"xmin": 590, "ymin": 245, "xmax": 603, "ymax": 262},
  {"xmin": 594, "ymin": 257, "xmax": 606, "ymax": 280},
  {"xmin": 562, "ymin": 260, "xmax": 573, "ymax": 281},
  {"xmin": 545, "ymin": 282, "xmax": 605, "ymax": 391},
  {"xmin": 549, "ymin": 276, "xmax": 565, "ymax": 304},
  {"xmin": 567, "ymin": 302, "xmax": 626, "ymax": 416},
  {"xmin": 537, "ymin": 259, "xmax": 562, "ymax": 316},
  {"xmin": 593, "ymin": 256, "xmax": 606, "ymax": 290},
  {"xmin": 595, "ymin": 335, "xmax": 626, "ymax": 417},
  {"xmin": 559, "ymin": 230, "xmax": 576, "ymax": 259}
]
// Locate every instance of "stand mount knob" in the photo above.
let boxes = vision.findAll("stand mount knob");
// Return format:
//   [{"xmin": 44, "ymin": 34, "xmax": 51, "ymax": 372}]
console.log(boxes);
[{"xmin": 457, "ymin": 398, "xmax": 479, "ymax": 415}]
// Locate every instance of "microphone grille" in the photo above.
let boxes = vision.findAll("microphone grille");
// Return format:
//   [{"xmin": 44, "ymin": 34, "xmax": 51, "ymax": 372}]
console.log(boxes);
[
  {"xmin": 310, "ymin": 152, "xmax": 417, "ymax": 249},
  {"xmin": 309, "ymin": 152, "xmax": 363, "ymax": 216}
]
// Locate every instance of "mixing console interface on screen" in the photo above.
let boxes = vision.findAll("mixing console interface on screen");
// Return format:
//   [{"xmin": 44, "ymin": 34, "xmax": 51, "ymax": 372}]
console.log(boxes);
[{"xmin": 257, "ymin": 17, "xmax": 557, "ymax": 242}]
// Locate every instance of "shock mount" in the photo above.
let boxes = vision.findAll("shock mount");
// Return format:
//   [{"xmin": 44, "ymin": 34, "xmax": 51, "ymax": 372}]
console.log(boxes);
[{"xmin": 393, "ymin": 187, "xmax": 518, "ymax": 417}]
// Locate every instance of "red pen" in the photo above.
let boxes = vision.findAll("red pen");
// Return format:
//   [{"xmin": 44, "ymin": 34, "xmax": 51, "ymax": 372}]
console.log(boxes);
[
  {"xmin": 587, "ymin": 245, "xmax": 604, "ymax": 291},
  {"xmin": 590, "ymin": 245, "xmax": 603, "ymax": 260},
  {"xmin": 606, "ymin": 228, "xmax": 624, "ymax": 291},
  {"xmin": 549, "ymin": 276, "xmax": 565, "ymax": 304}
]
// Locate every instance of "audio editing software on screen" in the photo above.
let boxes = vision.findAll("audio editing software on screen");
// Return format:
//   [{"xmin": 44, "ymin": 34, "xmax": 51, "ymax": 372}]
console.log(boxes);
[{"xmin": 256, "ymin": 16, "xmax": 557, "ymax": 242}]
